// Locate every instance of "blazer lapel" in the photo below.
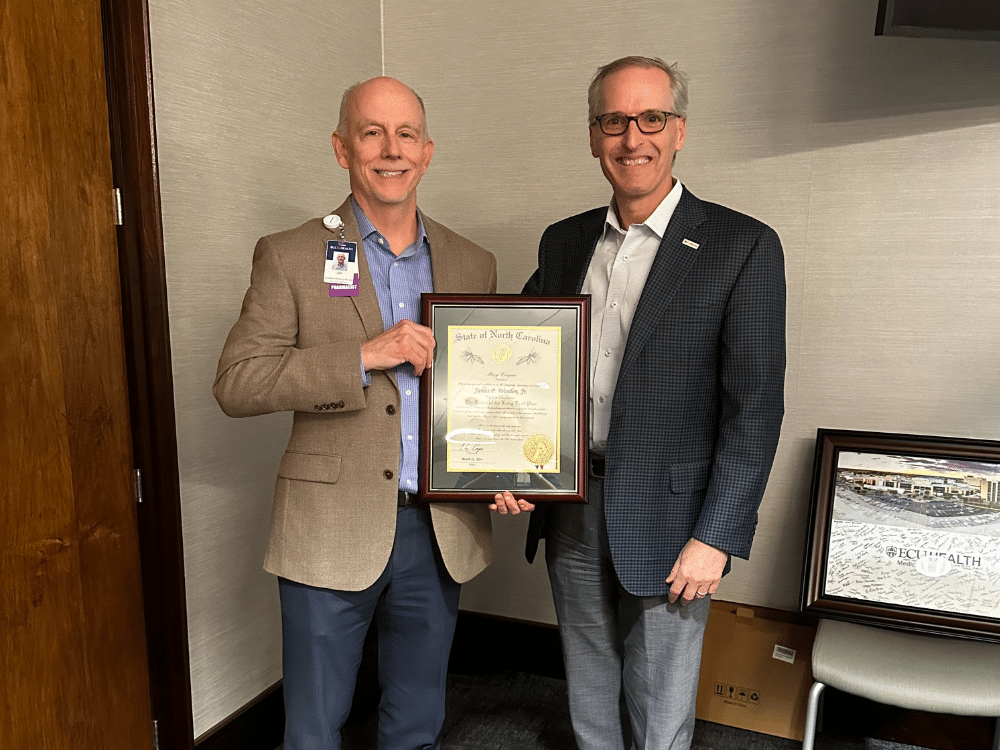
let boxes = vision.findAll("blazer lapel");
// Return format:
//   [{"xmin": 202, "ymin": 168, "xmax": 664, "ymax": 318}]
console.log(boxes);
[
  {"xmin": 618, "ymin": 187, "xmax": 708, "ymax": 381},
  {"xmin": 424, "ymin": 213, "xmax": 463, "ymax": 294},
  {"xmin": 568, "ymin": 210, "xmax": 606, "ymax": 294},
  {"xmin": 331, "ymin": 197, "xmax": 385, "ymax": 341},
  {"xmin": 330, "ymin": 197, "xmax": 401, "ymax": 394}
]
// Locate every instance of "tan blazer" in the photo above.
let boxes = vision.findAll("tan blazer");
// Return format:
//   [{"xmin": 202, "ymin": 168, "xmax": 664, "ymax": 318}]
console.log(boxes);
[{"xmin": 214, "ymin": 198, "xmax": 496, "ymax": 591}]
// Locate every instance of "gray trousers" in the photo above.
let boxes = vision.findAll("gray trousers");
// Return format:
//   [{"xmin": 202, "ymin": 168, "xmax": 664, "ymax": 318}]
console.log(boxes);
[{"xmin": 546, "ymin": 474, "xmax": 711, "ymax": 750}]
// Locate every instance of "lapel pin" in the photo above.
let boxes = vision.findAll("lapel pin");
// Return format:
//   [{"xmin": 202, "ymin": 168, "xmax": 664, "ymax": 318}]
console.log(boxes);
[{"xmin": 682, "ymin": 238, "xmax": 700, "ymax": 249}]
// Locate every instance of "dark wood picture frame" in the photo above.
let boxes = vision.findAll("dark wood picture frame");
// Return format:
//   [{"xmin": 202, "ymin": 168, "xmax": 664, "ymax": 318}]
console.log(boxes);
[
  {"xmin": 875, "ymin": 0, "xmax": 1000, "ymax": 40},
  {"xmin": 420, "ymin": 294, "xmax": 589, "ymax": 502},
  {"xmin": 801, "ymin": 428, "xmax": 1000, "ymax": 642}
]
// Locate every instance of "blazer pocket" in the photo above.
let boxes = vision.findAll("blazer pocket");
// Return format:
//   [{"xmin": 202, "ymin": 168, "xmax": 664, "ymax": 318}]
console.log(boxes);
[
  {"xmin": 668, "ymin": 459, "xmax": 711, "ymax": 494},
  {"xmin": 278, "ymin": 451, "xmax": 342, "ymax": 484}
]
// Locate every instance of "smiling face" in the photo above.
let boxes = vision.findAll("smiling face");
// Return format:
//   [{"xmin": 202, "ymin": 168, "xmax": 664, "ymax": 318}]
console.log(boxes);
[
  {"xmin": 589, "ymin": 65, "xmax": 686, "ymax": 227},
  {"xmin": 332, "ymin": 77, "xmax": 434, "ymax": 216}
]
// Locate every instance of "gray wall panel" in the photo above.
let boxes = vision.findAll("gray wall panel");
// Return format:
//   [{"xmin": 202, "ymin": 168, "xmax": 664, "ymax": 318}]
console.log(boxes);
[{"xmin": 147, "ymin": 0, "xmax": 381, "ymax": 736}]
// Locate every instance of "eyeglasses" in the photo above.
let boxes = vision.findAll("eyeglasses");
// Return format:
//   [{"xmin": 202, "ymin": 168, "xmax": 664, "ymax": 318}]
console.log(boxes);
[{"xmin": 592, "ymin": 110, "xmax": 680, "ymax": 136}]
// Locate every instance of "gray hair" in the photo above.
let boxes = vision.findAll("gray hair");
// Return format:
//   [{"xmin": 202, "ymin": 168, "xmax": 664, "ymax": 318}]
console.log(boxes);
[
  {"xmin": 336, "ymin": 79, "xmax": 428, "ymax": 136},
  {"xmin": 587, "ymin": 56, "xmax": 689, "ymax": 121}
]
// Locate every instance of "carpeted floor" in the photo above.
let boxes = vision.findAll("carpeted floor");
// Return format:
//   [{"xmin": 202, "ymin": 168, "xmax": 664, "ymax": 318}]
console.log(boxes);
[{"xmin": 333, "ymin": 670, "xmax": 931, "ymax": 750}]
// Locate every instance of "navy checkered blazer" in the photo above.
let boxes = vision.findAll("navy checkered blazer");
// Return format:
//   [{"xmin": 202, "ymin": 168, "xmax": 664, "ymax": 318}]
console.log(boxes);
[{"xmin": 524, "ymin": 186, "xmax": 786, "ymax": 596}]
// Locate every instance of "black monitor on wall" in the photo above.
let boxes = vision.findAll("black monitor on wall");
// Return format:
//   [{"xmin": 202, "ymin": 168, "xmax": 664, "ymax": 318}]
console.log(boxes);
[{"xmin": 876, "ymin": 0, "xmax": 1000, "ymax": 40}]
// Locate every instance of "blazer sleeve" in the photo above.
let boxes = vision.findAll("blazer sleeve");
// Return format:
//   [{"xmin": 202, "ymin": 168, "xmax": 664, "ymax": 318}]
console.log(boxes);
[
  {"xmin": 692, "ymin": 225, "xmax": 786, "ymax": 559},
  {"xmin": 213, "ymin": 233, "xmax": 369, "ymax": 418}
]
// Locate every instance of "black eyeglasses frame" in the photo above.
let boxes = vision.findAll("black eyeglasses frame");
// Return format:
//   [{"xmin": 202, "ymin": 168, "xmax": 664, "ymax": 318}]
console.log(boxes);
[{"xmin": 592, "ymin": 110, "xmax": 681, "ymax": 136}]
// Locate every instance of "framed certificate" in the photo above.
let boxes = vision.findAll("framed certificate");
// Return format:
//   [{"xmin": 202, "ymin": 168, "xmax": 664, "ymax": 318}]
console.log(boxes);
[{"xmin": 420, "ymin": 294, "xmax": 589, "ymax": 502}]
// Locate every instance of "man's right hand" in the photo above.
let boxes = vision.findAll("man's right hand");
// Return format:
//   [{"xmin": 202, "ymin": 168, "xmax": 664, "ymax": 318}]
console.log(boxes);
[
  {"xmin": 491, "ymin": 491, "xmax": 535, "ymax": 515},
  {"xmin": 361, "ymin": 320, "xmax": 436, "ymax": 375}
]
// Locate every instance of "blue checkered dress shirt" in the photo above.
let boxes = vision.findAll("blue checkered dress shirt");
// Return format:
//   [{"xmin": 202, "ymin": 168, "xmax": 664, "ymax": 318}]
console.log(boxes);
[{"xmin": 352, "ymin": 198, "xmax": 432, "ymax": 494}]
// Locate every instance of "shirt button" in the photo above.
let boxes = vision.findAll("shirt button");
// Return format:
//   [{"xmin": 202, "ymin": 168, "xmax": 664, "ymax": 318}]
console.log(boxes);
[
  {"xmin": 407, "ymin": 435, "xmax": 413, "ymax": 440},
  {"xmin": 622, "ymin": 255, "xmax": 629, "ymax": 260},
  {"xmin": 604, "ymin": 350, "xmax": 612, "ymax": 357},
  {"xmin": 384, "ymin": 470, "xmax": 394, "ymax": 480},
  {"xmin": 405, "ymin": 389, "xmax": 412, "ymax": 396},
  {"xmin": 398, "ymin": 302, "xmax": 405, "ymax": 308},
  {"xmin": 610, "ymin": 301, "xmax": 618, "ymax": 308},
  {"xmin": 386, "ymin": 405, "xmax": 396, "ymax": 415},
  {"xmin": 598, "ymin": 396, "xmax": 605, "ymax": 404}
]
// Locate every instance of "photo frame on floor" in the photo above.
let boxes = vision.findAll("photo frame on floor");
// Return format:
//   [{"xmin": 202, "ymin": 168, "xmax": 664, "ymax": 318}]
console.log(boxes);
[{"xmin": 801, "ymin": 428, "xmax": 1000, "ymax": 642}]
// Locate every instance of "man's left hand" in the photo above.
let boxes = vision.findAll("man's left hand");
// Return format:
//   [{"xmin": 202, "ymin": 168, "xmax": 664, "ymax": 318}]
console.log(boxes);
[{"xmin": 666, "ymin": 538, "xmax": 728, "ymax": 605}]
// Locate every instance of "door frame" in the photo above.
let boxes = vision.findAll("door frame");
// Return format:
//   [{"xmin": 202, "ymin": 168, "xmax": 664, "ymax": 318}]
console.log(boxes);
[{"xmin": 100, "ymin": 0, "xmax": 195, "ymax": 747}]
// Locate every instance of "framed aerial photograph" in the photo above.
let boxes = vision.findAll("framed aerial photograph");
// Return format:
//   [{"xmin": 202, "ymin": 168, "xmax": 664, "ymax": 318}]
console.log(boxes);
[
  {"xmin": 419, "ymin": 294, "xmax": 589, "ymax": 502},
  {"xmin": 801, "ymin": 428, "xmax": 1000, "ymax": 642}
]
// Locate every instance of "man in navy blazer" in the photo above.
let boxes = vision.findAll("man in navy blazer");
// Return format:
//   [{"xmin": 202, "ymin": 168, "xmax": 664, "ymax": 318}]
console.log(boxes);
[{"xmin": 494, "ymin": 56, "xmax": 785, "ymax": 750}]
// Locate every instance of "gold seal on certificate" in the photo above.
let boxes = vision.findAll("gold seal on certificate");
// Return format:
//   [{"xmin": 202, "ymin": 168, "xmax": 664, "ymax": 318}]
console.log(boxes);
[
  {"xmin": 420, "ymin": 294, "xmax": 589, "ymax": 503},
  {"xmin": 523, "ymin": 434, "xmax": 555, "ymax": 467}
]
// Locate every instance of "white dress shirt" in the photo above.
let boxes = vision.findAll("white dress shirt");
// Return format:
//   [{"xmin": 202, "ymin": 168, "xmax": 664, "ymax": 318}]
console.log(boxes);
[{"xmin": 583, "ymin": 179, "xmax": 683, "ymax": 451}]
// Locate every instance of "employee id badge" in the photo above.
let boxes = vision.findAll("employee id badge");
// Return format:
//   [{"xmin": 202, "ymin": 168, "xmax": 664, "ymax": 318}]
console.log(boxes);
[{"xmin": 324, "ymin": 240, "xmax": 360, "ymax": 296}]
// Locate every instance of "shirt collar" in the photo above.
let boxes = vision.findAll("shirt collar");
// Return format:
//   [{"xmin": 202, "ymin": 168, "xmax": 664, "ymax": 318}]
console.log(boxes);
[
  {"xmin": 603, "ymin": 178, "xmax": 684, "ymax": 240},
  {"xmin": 349, "ymin": 196, "xmax": 429, "ymax": 252}
]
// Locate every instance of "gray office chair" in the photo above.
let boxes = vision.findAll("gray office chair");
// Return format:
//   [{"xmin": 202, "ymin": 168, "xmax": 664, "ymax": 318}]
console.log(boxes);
[{"xmin": 803, "ymin": 618, "xmax": 1000, "ymax": 750}]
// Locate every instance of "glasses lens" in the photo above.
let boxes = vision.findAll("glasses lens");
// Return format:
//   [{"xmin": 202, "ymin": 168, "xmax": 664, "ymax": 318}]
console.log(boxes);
[
  {"xmin": 600, "ymin": 113, "xmax": 627, "ymax": 135},
  {"xmin": 638, "ymin": 111, "xmax": 667, "ymax": 133}
]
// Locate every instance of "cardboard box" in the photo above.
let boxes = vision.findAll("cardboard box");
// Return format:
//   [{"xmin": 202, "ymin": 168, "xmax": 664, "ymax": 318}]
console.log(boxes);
[{"xmin": 696, "ymin": 600, "xmax": 817, "ymax": 741}]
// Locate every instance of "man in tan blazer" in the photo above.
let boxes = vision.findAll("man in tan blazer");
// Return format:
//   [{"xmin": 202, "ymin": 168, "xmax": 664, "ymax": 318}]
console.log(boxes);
[{"xmin": 214, "ymin": 77, "xmax": 498, "ymax": 750}]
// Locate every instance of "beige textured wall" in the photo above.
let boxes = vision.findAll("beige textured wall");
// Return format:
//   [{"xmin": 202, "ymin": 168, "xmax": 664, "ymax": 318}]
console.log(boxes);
[
  {"xmin": 386, "ymin": 0, "xmax": 1000, "ymax": 621},
  {"xmin": 146, "ymin": 0, "xmax": 381, "ymax": 736}
]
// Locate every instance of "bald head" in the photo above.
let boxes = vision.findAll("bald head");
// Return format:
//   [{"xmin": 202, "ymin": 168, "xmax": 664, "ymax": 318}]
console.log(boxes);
[
  {"xmin": 331, "ymin": 76, "xmax": 435, "ymax": 216},
  {"xmin": 337, "ymin": 77, "xmax": 428, "ymax": 138}
]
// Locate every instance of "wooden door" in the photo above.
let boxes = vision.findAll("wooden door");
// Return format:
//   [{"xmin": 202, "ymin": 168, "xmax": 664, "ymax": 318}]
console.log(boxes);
[{"xmin": 1, "ymin": 0, "xmax": 155, "ymax": 747}]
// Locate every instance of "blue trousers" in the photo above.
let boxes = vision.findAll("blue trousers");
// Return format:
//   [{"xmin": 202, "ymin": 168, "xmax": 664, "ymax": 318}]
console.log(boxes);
[
  {"xmin": 546, "ymin": 475, "xmax": 711, "ymax": 750},
  {"xmin": 278, "ymin": 505, "xmax": 461, "ymax": 750}
]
